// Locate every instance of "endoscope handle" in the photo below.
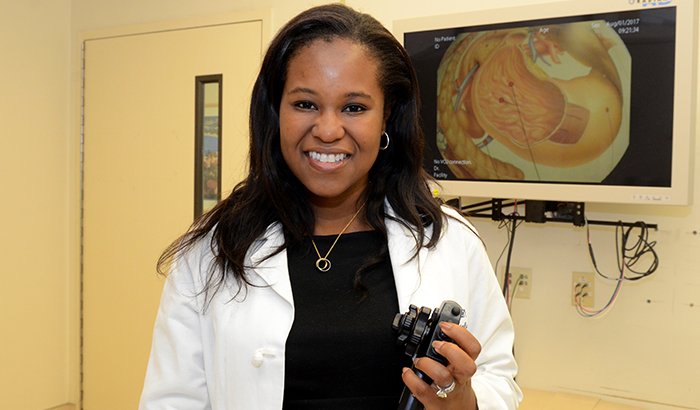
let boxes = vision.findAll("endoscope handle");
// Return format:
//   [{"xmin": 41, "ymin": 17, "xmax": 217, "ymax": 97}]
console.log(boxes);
[
  {"xmin": 397, "ymin": 323, "xmax": 455, "ymax": 410},
  {"xmin": 397, "ymin": 366, "xmax": 432, "ymax": 410}
]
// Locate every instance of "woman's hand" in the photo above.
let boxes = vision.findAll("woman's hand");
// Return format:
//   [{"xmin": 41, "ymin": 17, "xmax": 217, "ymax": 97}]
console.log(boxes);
[{"xmin": 401, "ymin": 322, "xmax": 481, "ymax": 410}]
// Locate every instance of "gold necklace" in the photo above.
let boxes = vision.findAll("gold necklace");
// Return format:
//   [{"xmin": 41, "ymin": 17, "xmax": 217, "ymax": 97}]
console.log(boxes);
[{"xmin": 311, "ymin": 204, "xmax": 365, "ymax": 272}]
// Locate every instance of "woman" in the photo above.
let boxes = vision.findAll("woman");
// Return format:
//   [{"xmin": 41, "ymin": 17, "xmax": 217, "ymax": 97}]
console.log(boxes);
[{"xmin": 139, "ymin": 4, "xmax": 521, "ymax": 410}]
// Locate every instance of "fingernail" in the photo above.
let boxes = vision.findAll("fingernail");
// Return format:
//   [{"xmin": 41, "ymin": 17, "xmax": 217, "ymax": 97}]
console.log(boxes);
[
  {"xmin": 432, "ymin": 340, "xmax": 444, "ymax": 351},
  {"xmin": 402, "ymin": 367, "xmax": 410, "ymax": 374},
  {"xmin": 440, "ymin": 322, "xmax": 454, "ymax": 331}
]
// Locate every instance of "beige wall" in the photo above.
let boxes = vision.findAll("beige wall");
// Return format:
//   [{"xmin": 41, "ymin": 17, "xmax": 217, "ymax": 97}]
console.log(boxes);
[
  {"xmin": 0, "ymin": 1, "xmax": 74, "ymax": 410},
  {"xmin": 2, "ymin": 0, "xmax": 698, "ymax": 409}
]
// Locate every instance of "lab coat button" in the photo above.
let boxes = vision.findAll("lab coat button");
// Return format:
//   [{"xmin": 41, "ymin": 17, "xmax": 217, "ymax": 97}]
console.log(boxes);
[{"xmin": 251, "ymin": 347, "xmax": 276, "ymax": 368}]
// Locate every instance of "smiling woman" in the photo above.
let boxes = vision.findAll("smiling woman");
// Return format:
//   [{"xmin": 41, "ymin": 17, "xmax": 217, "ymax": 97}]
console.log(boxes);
[
  {"xmin": 279, "ymin": 38, "xmax": 386, "ymax": 218},
  {"xmin": 139, "ymin": 4, "xmax": 522, "ymax": 410}
]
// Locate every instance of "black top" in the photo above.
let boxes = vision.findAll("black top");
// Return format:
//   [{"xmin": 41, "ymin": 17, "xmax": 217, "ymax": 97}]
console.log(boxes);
[{"xmin": 283, "ymin": 230, "xmax": 409, "ymax": 409}]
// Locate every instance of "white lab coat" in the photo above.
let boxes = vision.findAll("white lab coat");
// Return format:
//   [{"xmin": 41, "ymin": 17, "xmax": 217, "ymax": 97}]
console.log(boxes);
[{"xmin": 139, "ymin": 205, "xmax": 522, "ymax": 409}]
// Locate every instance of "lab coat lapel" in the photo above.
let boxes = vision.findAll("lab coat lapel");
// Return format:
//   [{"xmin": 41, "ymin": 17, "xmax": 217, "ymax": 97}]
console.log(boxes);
[
  {"xmin": 247, "ymin": 223, "xmax": 294, "ymax": 305},
  {"xmin": 385, "ymin": 204, "xmax": 430, "ymax": 310}
]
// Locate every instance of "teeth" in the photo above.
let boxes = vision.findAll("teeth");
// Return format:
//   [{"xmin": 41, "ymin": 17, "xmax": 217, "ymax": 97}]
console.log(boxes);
[{"xmin": 308, "ymin": 151, "xmax": 347, "ymax": 164}]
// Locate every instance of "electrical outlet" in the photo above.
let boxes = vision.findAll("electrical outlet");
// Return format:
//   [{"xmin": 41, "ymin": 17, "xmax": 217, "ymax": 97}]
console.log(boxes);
[
  {"xmin": 572, "ymin": 272, "xmax": 595, "ymax": 307},
  {"xmin": 509, "ymin": 267, "xmax": 532, "ymax": 299}
]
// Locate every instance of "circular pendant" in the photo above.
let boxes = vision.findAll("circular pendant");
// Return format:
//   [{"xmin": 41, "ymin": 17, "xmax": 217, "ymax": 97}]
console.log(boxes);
[{"xmin": 315, "ymin": 258, "xmax": 331, "ymax": 272}]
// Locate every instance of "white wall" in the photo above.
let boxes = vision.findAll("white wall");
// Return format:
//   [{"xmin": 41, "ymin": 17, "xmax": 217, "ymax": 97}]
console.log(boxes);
[{"xmin": 474, "ymin": 201, "xmax": 700, "ymax": 410}]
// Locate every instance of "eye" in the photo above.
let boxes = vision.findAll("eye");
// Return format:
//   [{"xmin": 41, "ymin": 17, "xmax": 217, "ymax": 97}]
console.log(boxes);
[
  {"xmin": 294, "ymin": 101, "xmax": 317, "ymax": 110},
  {"xmin": 343, "ymin": 104, "xmax": 366, "ymax": 113}
]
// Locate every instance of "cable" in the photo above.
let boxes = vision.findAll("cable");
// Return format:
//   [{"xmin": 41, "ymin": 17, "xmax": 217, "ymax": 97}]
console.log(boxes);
[
  {"xmin": 495, "ymin": 216, "xmax": 522, "ymax": 282},
  {"xmin": 578, "ymin": 217, "xmax": 659, "ymax": 318},
  {"xmin": 617, "ymin": 222, "xmax": 658, "ymax": 280},
  {"xmin": 460, "ymin": 199, "xmax": 523, "ymax": 307},
  {"xmin": 509, "ymin": 274, "xmax": 524, "ymax": 311},
  {"xmin": 587, "ymin": 218, "xmax": 659, "ymax": 282},
  {"xmin": 574, "ymin": 266, "xmax": 624, "ymax": 318},
  {"xmin": 497, "ymin": 203, "xmax": 520, "ymax": 299}
]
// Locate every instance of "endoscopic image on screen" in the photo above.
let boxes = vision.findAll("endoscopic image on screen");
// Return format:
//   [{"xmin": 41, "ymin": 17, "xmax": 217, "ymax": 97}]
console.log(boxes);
[{"xmin": 407, "ymin": 7, "xmax": 675, "ymax": 188}]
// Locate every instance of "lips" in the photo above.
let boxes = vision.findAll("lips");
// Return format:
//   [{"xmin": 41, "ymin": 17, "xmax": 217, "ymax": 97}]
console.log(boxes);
[{"xmin": 306, "ymin": 151, "xmax": 349, "ymax": 164}]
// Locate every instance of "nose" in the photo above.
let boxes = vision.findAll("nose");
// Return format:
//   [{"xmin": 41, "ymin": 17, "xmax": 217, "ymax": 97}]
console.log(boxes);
[{"xmin": 312, "ymin": 110, "xmax": 344, "ymax": 142}]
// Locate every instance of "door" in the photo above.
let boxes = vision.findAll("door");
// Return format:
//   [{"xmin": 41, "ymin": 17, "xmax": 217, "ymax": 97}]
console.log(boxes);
[{"xmin": 82, "ymin": 13, "xmax": 266, "ymax": 409}]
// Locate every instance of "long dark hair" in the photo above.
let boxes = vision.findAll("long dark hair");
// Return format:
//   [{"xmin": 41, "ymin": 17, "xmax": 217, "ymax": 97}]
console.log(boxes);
[{"xmin": 158, "ymin": 3, "xmax": 446, "ymax": 303}]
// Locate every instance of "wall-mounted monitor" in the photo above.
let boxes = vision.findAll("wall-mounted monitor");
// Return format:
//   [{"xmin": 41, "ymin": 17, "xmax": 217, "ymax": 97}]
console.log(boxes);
[{"xmin": 395, "ymin": 0, "xmax": 696, "ymax": 205}]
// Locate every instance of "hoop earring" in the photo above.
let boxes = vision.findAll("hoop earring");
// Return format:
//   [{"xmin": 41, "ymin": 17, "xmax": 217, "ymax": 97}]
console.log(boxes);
[{"xmin": 379, "ymin": 132, "xmax": 390, "ymax": 151}]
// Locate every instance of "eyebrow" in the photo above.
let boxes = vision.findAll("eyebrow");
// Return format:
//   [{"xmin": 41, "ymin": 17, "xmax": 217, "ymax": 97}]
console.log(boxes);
[
  {"xmin": 287, "ymin": 87, "xmax": 317, "ymax": 96},
  {"xmin": 286, "ymin": 87, "xmax": 373, "ymax": 100},
  {"xmin": 346, "ymin": 91, "xmax": 373, "ymax": 100}
]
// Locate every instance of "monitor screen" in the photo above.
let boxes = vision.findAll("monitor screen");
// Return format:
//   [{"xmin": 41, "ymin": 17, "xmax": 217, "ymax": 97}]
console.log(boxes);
[{"xmin": 395, "ymin": 0, "xmax": 696, "ymax": 205}]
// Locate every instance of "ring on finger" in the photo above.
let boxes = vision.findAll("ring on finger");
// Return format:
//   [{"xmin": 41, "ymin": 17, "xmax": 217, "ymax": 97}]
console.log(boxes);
[{"xmin": 436, "ymin": 380, "xmax": 456, "ymax": 399}]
